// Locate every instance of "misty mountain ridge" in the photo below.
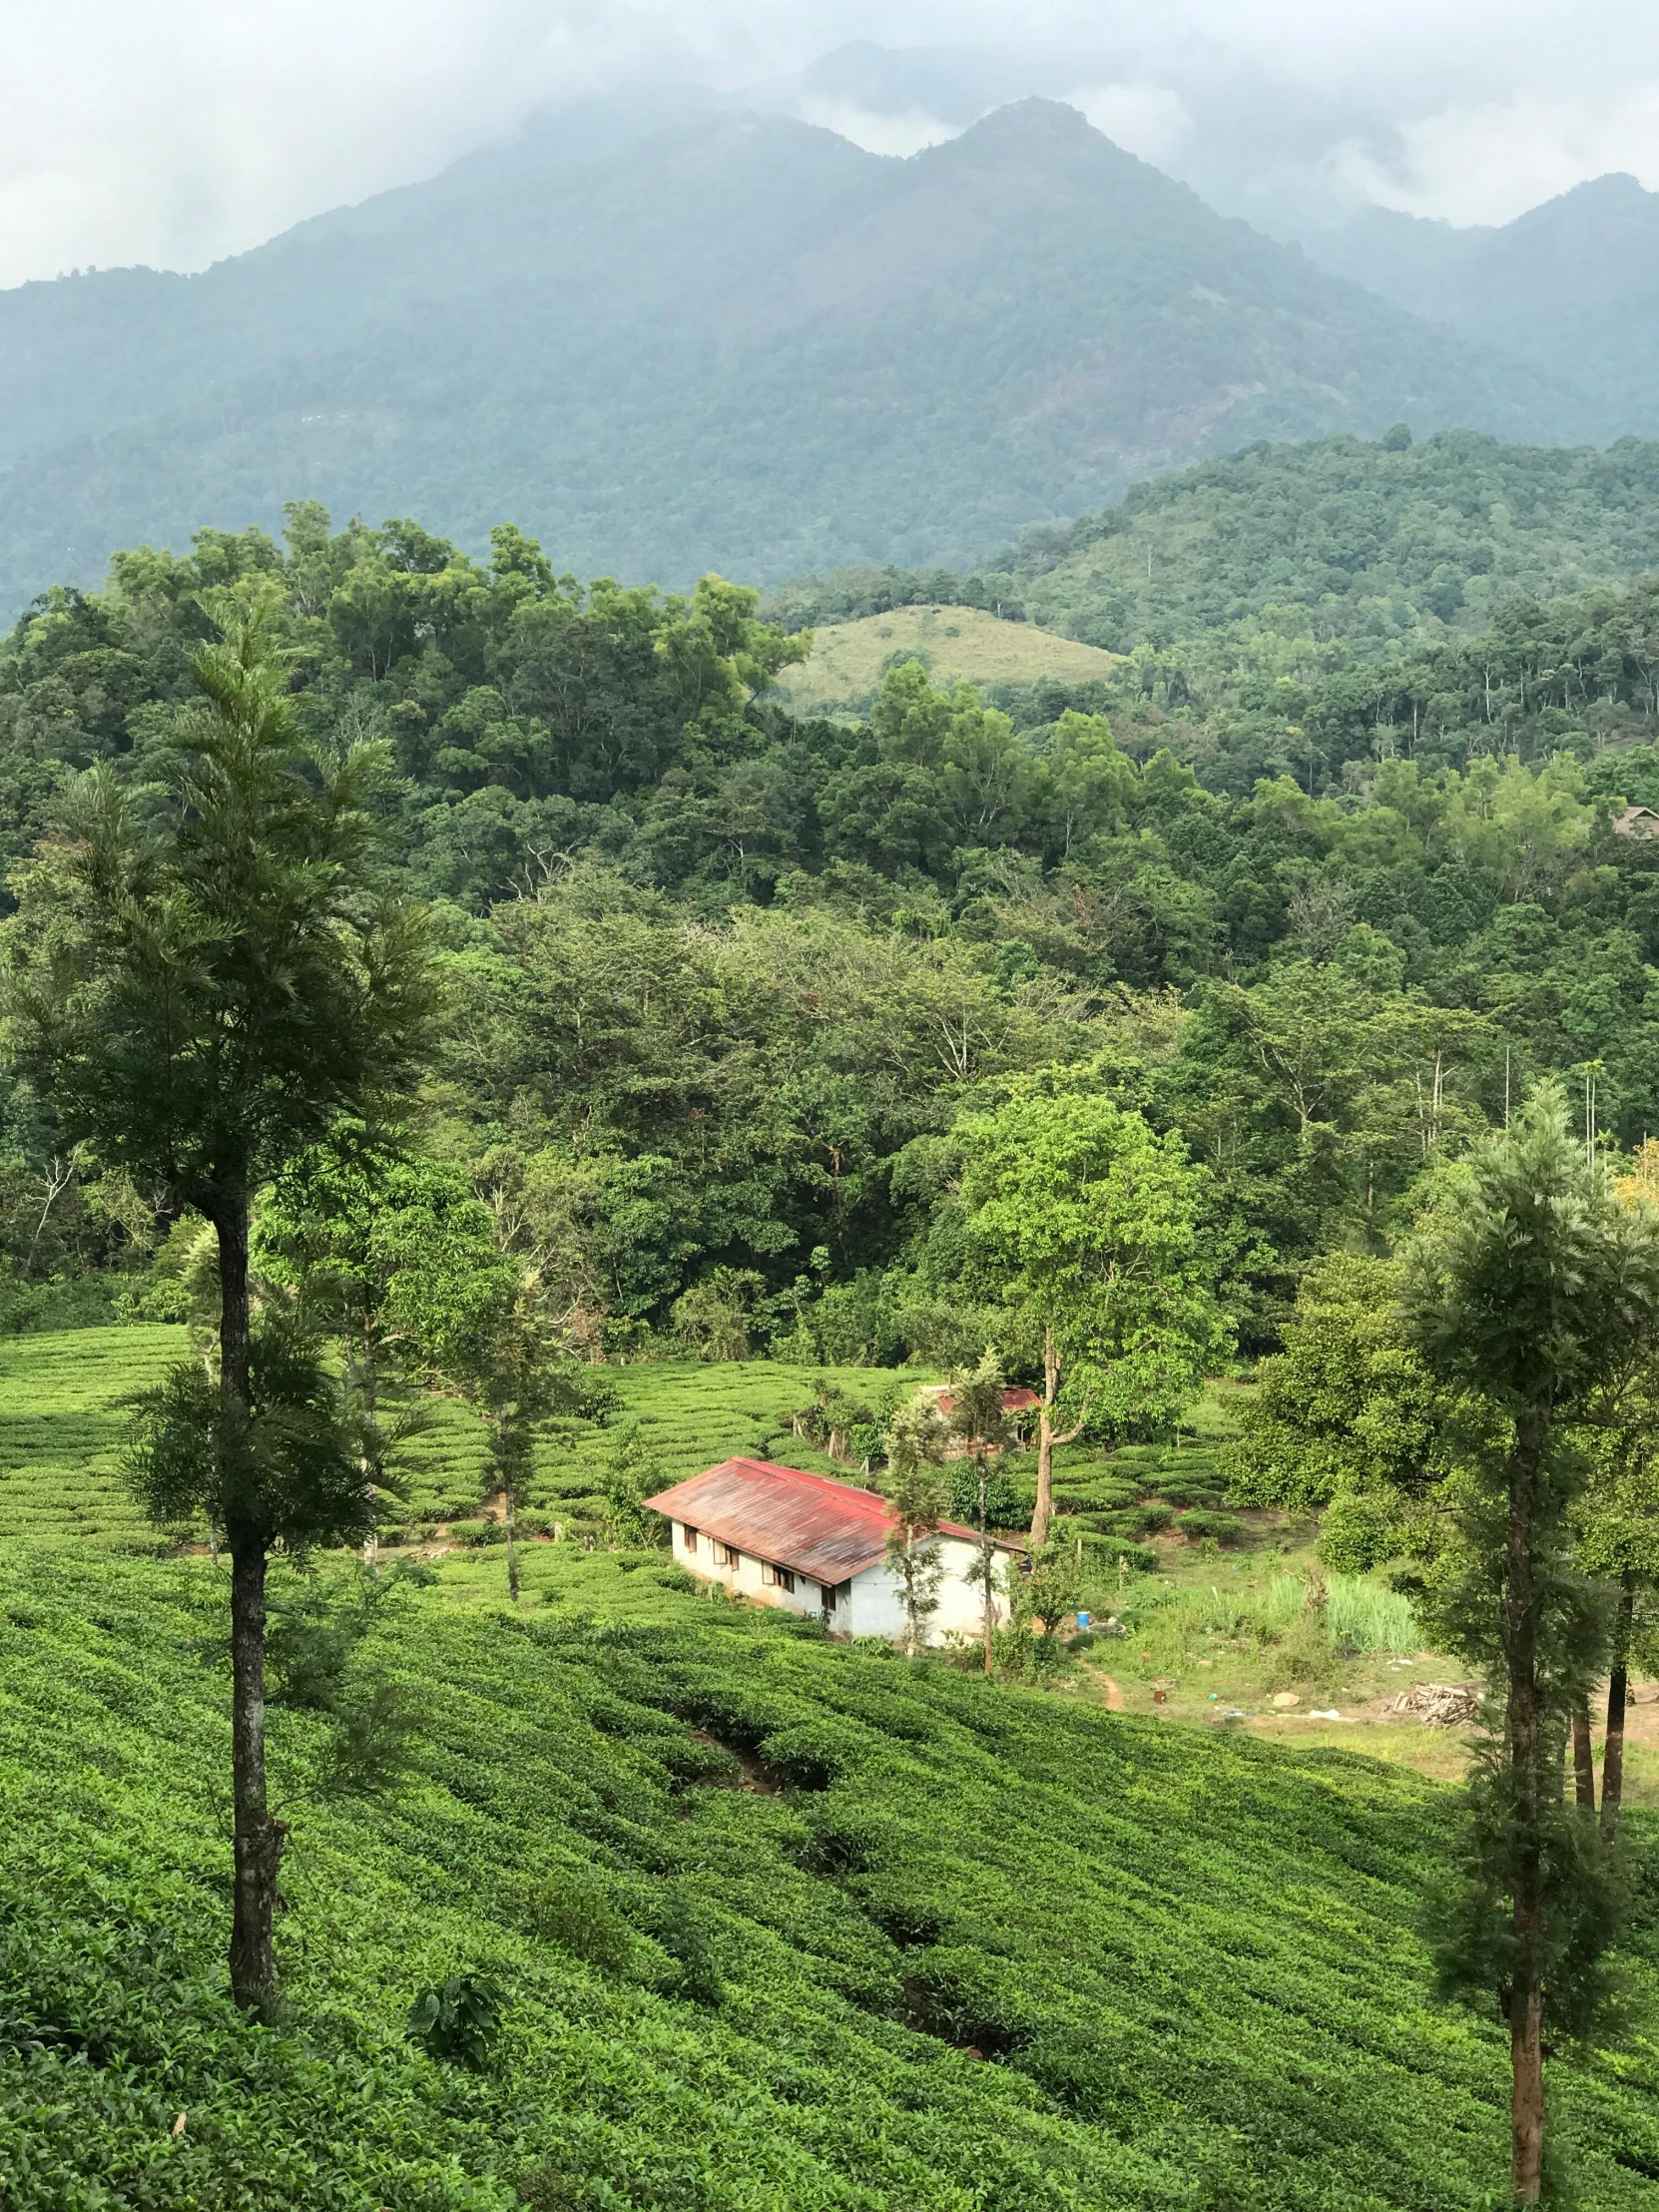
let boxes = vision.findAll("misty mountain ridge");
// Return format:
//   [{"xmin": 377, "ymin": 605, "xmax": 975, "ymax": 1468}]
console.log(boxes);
[
  {"xmin": 1300, "ymin": 171, "xmax": 1659, "ymax": 433},
  {"xmin": 0, "ymin": 96, "xmax": 1627, "ymax": 617}
]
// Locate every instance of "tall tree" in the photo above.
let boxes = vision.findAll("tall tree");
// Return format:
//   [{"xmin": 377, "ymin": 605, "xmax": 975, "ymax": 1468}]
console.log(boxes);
[
  {"xmin": 1573, "ymin": 1424, "xmax": 1659, "ymax": 1842},
  {"xmin": 1405, "ymin": 1088, "xmax": 1659, "ymax": 2204},
  {"xmin": 1, "ymin": 586, "xmax": 434, "ymax": 2015},
  {"xmin": 958, "ymin": 1081, "xmax": 1228, "ymax": 1547},
  {"xmin": 445, "ymin": 1268, "xmax": 591, "ymax": 1603}
]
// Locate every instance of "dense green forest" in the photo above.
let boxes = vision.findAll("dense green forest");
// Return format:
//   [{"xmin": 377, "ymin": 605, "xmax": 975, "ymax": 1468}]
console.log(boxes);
[
  {"xmin": 767, "ymin": 429, "xmax": 1659, "ymax": 653},
  {"xmin": 8, "ymin": 491, "xmax": 1659, "ymax": 1366}
]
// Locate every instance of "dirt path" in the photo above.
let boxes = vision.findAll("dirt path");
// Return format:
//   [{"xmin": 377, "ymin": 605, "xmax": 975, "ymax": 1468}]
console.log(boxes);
[{"xmin": 1096, "ymin": 1675, "xmax": 1125, "ymax": 1712}]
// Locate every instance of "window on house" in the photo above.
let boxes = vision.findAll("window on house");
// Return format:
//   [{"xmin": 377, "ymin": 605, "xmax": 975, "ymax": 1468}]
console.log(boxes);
[
  {"xmin": 682, "ymin": 1525, "xmax": 699, "ymax": 1552},
  {"xmin": 761, "ymin": 1561, "xmax": 796, "ymax": 1593},
  {"xmin": 713, "ymin": 1540, "xmax": 741, "ymax": 1567},
  {"xmin": 821, "ymin": 1581, "xmax": 838, "ymax": 1611}
]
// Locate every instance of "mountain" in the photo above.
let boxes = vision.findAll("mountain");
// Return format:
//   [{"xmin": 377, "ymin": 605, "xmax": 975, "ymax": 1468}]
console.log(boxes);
[
  {"xmin": 0, "ymin": 99, "xmax": 1595, "ymax": 617},
  {"xmin": 1301, "ymin": 175, "xmax": 1659, "ymax": 439}
]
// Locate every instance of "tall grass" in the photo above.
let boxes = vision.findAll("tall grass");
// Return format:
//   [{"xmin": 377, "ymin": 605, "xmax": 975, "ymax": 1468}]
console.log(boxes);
[
  {"xmin": 1262, "ymin": 1575, "xmax": 1307, "ymax": 1633},
  {"xmin": 1111, "ymin": 1569, "xmax": 1419, "ymax": 1665},
  {"xmin": 1326, "ymin": 1573, "xmax": 1419, "ymax": 1655}
]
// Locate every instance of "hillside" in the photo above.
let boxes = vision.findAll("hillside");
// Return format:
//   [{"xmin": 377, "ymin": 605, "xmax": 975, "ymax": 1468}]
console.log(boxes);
[
  {"xmin": 4, "ymin": 1508, "xmax": 1658, "ymax": 2206},
  {"xmin": 0, "ymin": 100, "xmax": 1591, "ymax": 619},
  {"xmin": 769, "ymin": 430, "xmax": 1659, "ymax": 654},
  {"xmin": 1303, "ymin": 175, "xmax": 1659, "ymax": 443},
  {"xmin": 774, "ymin": 605, "xmax": 1120, "ymax": 713}
]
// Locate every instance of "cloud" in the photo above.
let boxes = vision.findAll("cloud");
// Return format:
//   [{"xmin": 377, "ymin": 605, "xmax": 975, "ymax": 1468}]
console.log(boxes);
[
  {"xmin": 1068, "ymin": 84, "xmax": 1194, "ymax": 168},
  {"xmin": 796, "ymin": 99, "xmax": 962, "ymax": 158},
  {"xmin": 1329, "ymin": 88, "xmax": 1659, "ymax": 226},
  {"xmin": 4, "ymin": 0, "xmax": 1659, "ymax": 286}
]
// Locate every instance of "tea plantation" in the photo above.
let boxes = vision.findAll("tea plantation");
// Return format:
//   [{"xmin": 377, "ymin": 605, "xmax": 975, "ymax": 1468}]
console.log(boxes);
[
  {"xmin": 2, "ymin": 1331, "xmax": 1658, "ymax": 2208},
  {"xmin": 0, "ymin": 1330, "xmax": 905, "ymax": 1548}
]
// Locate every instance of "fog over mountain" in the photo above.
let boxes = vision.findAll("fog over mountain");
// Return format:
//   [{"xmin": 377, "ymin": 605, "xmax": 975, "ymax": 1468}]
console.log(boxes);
[
  {"xmin": 12, "ymin": 5, "xmax": 1659, "ymax": 286},
  {"xmin": 0, "ymin": 97, "xmax": 1616, "ymax": 616}
]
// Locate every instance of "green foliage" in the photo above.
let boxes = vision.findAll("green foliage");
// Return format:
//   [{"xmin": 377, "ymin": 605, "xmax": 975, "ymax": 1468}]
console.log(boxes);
[
  {"xmin": 958, "ymin": 1077, "xmax": 1230, "ymax": 1435},
  {"xmin": 1176, "ymin": 1509, "xmax": 1245, "ymax": 1545},
  {"xmin": 520, "ymin": 1871, "xmax": 636, "ymax": 1975},
  {"xmin": 406, "ymin": 1972, "xmax": 504, "ymax": 2071},
  {"xmin": 599, "ymin": 1425, "xmax": 669, "ymax": 1551},
  {"xmin": 883, "ymin": 1452, "xmax": 949, "ymax": 1659},
  {"xmin": 7, "ymin": 1537, "xmax": 1655, "ymax": 2208},
  {"xmin": 779, "ymin": 433, "xmax": 1659, "ymax": 659},
  {"xmin": 125, "ymin": 1318, "xmax": 370, "ymax": 1557},
  {"xmin": 1402, "ymin": 1086, "xmax": 1659, "ymax": 2176},
  {"xmin": 20, "ymin": 487, "xmax": 1659, "ymax": 1357},
  {"xmin": 945, "ymin": 1460, "xmax": 1026, "ymax": 1530},
  {"xmin": 1225, "ymin": 1254, "xmax": 1455, "ymax": 1531},
  {"xmin": 1325, "ymin": 1573, "xmax": 1421, "ymax": 1657}
]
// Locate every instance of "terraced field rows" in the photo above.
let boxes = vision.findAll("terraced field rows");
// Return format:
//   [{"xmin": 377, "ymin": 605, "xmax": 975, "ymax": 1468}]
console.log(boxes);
[
  {"xmin": 391, "ymin": 1359, "xmax": 919, "ymax": 1530},
  {"xmin": 0, "ymin": 1330, "xmax": 925, "ymax": 1545},
  {"xmin": 0, "ymin": 1327, "xmax": 187, "ymax": 1545}
]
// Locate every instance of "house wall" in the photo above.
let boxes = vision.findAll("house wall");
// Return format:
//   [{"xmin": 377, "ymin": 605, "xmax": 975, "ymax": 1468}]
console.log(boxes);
[
  {"xmin": 670, "ymin": 1518, "xmax": 827, "ymax": 1617},
  {"xmin": 844, "ymin": 1545, "xmax": 1012, "ymax": 1640},
  {"xmin": 669, "ymin": 1520, "xmax": 1015, "ymax": 1647}
]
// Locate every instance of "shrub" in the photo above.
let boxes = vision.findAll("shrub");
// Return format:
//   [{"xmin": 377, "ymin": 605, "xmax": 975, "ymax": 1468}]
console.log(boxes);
[
  {"xmin": 1317, "ymin": 1488, "xmax": 1404, "ymax": 1572},
  {"xmin": 1156, "ymin": 1479, "xmax": 1227, "ymax": 1509},
  {"xmin": 406, "ymin": 1973, "xmax": 504, "ymax": 2069},
  {"xmin": 650, "ymin": 1890, "xmax": 723, "ymax": 2005},
  {"xmin": 448, "ymin": 1518, "xmax": 503, "ymax": 1546},
  {"xmin": 1262, "ymin": 1614, "xmax": 1336, "ymax": 1690},
  {"xmin": 946, "ymin": 1461, "xmax": 1029, "ymax": 1529},
  {"xmin": 1098, "ymin": 1504, "xmax": 1174, "ymax": 1538},
  {"xmin": 521, "ymin": 1872, "xmax": 635, "ymax": 1973},
  {"xmin": 1177, "ymin": 1510, "xmax": 1245, "ymax": 1545},
  {"xmin": 1082, "ymin": 1535, "xmax": 1161, "ymax": 1575}
]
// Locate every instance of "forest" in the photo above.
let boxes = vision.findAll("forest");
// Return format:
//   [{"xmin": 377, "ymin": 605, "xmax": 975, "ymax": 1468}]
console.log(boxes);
[
  {"xmin": 4, "ymin": 444, "xmax": 1659, "ymax": 2209},
  {"xmin": 7, "ymin": 478, "xmax": 1659, "ymax": 1366}
]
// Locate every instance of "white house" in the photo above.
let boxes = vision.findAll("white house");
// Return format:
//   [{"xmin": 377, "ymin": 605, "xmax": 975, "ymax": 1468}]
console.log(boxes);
[{"xmin": 644, "ymin": 1457, "xmax": 1022, "ymax": 1644}]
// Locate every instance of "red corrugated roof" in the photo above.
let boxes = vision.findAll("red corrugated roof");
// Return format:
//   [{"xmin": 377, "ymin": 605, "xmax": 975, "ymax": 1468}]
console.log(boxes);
[
  {"xmin": 933, "ymin": 1386, "xmax": 1041, "ymax": 1416},
  {"xmin": 644, "ymin": 1458, "xmax": 1020, "ymax": 1584}
]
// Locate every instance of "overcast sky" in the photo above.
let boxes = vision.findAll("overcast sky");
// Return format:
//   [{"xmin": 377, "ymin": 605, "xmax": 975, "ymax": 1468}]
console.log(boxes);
[{"xmin": 4, "ymin": 0, "xmax": 1659, "ymax": 288}]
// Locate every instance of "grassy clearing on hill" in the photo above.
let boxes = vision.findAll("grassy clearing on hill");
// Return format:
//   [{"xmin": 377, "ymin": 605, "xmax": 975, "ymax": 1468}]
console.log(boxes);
[
  {"xmin": 773, "ymin": 606, "xmax": 1119, "ymax": 715},
  {"xmin": 3, "ymin": 1539, "xmax": 1658, "ymax": 2210}
]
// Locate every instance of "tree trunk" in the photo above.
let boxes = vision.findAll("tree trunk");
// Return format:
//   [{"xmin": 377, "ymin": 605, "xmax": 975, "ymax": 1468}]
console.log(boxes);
[
  {"xmin": 216, "ymin": 1192, "xmax": 284, "ymax": 2020},
  {"xmin": 1571, "ymin": 1702, "xmax": 1596, "ymax": 1812},
  {"xmin": 1601, "ymin": 1578, "xmax": 1636, "ymax": 1843},
  {"xmin": 228, "ymin": 1541, "xmax": 284, "ymax": 2019},
  {"xmin": 505, "ymin": 1485, "xmax": 520, "ymax": 1603},
  {"xmin": 359, "ymin": 1331, "xmax": 379, "ymax": 1573},
  {"xmin": 1032, "ymin": 1330, "xmax": 1061, "ymax": 1550},
  {"xmin": 1505, "ymin": 1421, "xmax": 1547, "ymax": 2206},
  {"xmin": 977, "ymin": 1460, "xmax": 994, "ymax": 1678},
  {"xmin": 1511, "ymin": 1968, "xmax": 1545, "ymax": 2207}
]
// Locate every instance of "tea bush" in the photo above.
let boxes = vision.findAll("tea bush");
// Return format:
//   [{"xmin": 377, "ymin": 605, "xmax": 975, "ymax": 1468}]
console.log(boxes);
[{"xmin": 1, "ymin": 1541, "xmax": 1655, "ymax": 2209}]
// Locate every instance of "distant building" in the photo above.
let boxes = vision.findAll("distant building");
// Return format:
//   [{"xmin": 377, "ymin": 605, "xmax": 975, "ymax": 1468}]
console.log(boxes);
[
  {"xmin": 923, "ymin": 1383, "xmax": 1041, "ymax": 1424},
  {"xmin": 644, "ymin": 1456, "xmax": 1022, "ymax": 1643},
  {"xmin": 1611, "ymin": 805, "xmax": 1659, "ymax": 838}
]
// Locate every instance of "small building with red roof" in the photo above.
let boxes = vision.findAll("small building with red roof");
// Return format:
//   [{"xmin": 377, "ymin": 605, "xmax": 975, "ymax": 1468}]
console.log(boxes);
[{"xmin": 643, "ymin": 1457, "xmax": 1022, "ymax": 1642}]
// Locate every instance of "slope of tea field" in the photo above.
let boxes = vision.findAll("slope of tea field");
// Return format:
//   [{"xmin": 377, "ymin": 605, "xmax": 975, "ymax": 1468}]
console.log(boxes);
[
  {"xmin": 3, "ymin": 1538, "xmax": 1658, "ymax": 2211},
  {"xmin": 774, "ymin": 605, "xmax": 1120, "ymax": 714},
  {"xmin": 0, "ymin": 1327, "xmax": 907, "ymax": 1547}
]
